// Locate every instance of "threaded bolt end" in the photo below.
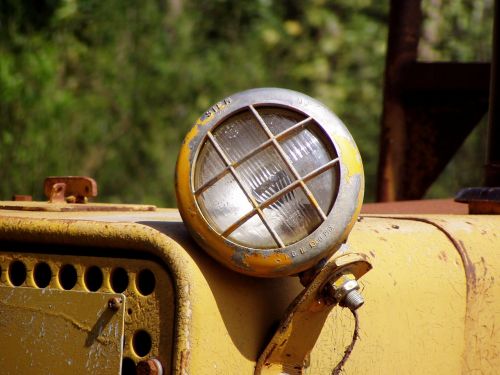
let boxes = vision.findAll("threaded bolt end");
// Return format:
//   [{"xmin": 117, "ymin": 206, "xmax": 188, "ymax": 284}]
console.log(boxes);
[{"xmin": 342, "ymin": 290, "xmax": 364, "ymax": 311}]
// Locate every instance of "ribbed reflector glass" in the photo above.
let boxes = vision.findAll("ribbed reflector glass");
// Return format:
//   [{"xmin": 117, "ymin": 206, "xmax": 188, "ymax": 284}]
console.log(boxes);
[
  {"xmin": 194, "ymin": 106, "xmax": 339, "ymax": 249},
  {"xmin": 197, "ymin": 173, "xmax": 253, "ymax": 233},
  {"xmin": 194, "ymin": 141, "xmax": 226, "ymax": 187},
  {"xmin": 236, "ymin": 146, "xmax": 295, "ymax": 204},
  {"xmin": 228, "ymin": 214, "xmax": 276, "ymax": 248},
  {"xmin": 213, "ymin": 111, "xmax": 267, "ymax": 162},
  {"xmin": 263, "ymin": 186, "xmax": 322, "ymax": 245}
]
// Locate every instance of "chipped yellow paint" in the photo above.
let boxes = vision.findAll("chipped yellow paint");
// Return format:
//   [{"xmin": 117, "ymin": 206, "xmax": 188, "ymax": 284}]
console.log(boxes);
[
  {"xmin": 334, "ymin": 134, "xmax": 363, "ymax": 183},
  {"xmin": 174, "ymin": 119, "xmax": 222, "ymax": 266},
  {"xmin": 256, "ymin": 253, "xmax": 372, "ymax": 374},
  {"xmin": 0, "ymin": 207, "xmax": 499, "ymax": 374},
  {"xmin": 241, "ymin": 251, "xmax": 293, "ymax": 273},
  {"xmin": 176, "ymin": 135, "xmax": 239, "ymax": 270},
  {"xmin": 334, "ymin": 132, "xmax": 365, "ymax": 251}
]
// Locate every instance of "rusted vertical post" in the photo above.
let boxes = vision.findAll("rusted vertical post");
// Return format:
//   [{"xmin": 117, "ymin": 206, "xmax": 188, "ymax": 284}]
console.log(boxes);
[
  {"xmin": 486, "ymin": 0, "xmax": 500, "ymax": 186},
  {"xmin": 377, "ymin": 0, "xmax": 422, "ymax": 201}
]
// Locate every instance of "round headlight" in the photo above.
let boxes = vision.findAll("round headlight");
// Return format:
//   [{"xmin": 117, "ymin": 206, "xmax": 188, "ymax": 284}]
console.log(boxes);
[{"xmin": 176, "ymin": 88, "xmax": 363, "ymax": 277}]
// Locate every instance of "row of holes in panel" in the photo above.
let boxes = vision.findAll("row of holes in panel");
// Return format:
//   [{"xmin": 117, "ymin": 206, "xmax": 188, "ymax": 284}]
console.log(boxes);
[
  {"xmin": 0, "ymin": 260, "xmax": 156, "ymax": 295},
  {"xmin": 121, "ymin": 328, "xmax": 155, "ymax": 374}
]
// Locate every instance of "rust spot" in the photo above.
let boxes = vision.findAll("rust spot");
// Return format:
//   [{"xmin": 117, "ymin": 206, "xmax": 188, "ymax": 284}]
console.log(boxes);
[
  {"xmin": 279, "ymin": 339, "xmax": 288, "ymax": 348},
  {"xmin": 362, "ymin": 199, "xmax": 468, "ymax": 214},
  {"xmin": 241, "ymin": 252, "xmax": 292, "ymax": 272},
  {"xmin": 309, "ymin": 297, "xmax": 328, "ymax": 312},
  {"xmin": 439, "ymin": 251, "xmax": 448, "ymax": 262},
  {"xmin": 180, "ymin": 349, "xmax": 190, "ymax": 372},
  {"xmin": 368, "ymin": 215, "xmax": 479, "ymax": 297},
  {"xmin": 12, "ymin": 195, "xmax": 32, "ymax": 201},
  {"xmin": 264, "ymin": 343, "xmax": 278, "ymax": 364},
  {"xmin": 44, "ymin": 176, "xmax": 97, "ymax": 203},
  {"xmin": 137, "ymin": 359, "xmax": 162, "ymax": 375},
  {"xmin": 459, "ymin": 239, "xmax": 477, "ymax": 293},
  {"xmin": 480, "ymin": 256, "xmax": 488, "ymax": 277}
]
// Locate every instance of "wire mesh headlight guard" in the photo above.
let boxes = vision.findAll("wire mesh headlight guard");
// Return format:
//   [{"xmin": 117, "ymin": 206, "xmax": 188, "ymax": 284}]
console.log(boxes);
[{"xmin": 176, "ymin": 88, "xmax": 364, "ymax": 277}]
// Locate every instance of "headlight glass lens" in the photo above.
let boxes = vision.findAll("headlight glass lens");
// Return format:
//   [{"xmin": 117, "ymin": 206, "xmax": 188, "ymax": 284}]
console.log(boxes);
[{"xmin": 194, "ymin": 106, "xmax": 339, "ymax": 249}]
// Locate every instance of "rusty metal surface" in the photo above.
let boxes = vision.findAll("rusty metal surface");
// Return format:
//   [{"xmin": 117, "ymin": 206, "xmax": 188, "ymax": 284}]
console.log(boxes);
[
  {"xmin": 455, "ymin": 187, "xmax": 500, "ymax": 214},
  {"xmin": 377, "ymin": 0, "xmax": 490, "ymax": 201},
  {"xmin": 486, "ymin": 0, "xmax": 500, "ymax": 185},
  {"xmin": 400, "ymin": 62, "xmax": 490, "ymax": 93},
  {"xmin": 12, "ymin": 195, "xmax": 32, "ymax": 201},
  {"xmin": 44, "ymin": 176, "xmax": 98, "ymax": 203},
  {"xmin": 137, "ymin": 358, "xmax": 163, "ymax": 375},
  {"xmin": 377, "ymin": 0, "xmax": 422, "ymax": 201},
  {"xmin": 362, "ymin": 198, "xmax": 468, "ymax": 214},
  {"xmin": 0, "ymin": 287, "xmax": 125, "ymax": 374}
]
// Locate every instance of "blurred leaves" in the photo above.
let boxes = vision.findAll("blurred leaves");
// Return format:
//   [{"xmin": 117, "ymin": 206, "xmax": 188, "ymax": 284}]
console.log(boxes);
[{"xmin": 0, "ymin": 0, "xmax": 493, "ymax": 205}]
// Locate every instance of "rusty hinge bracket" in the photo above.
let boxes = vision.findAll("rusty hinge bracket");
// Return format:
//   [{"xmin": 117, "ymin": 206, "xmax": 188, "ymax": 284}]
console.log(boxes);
[
  {"xmin": 254, "ymin": 247, "xmax": 372, "ymax": 375},
  {"xmin": 44, "ymin": 176, "xmax": 98, "ymax": 204}
]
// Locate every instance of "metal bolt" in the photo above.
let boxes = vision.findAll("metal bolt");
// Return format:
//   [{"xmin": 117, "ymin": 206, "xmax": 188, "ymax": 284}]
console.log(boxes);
[
  {"xmin": 108, "ymin": 297, "xmax": 122, "ymax": 311},
  {"xmin": 341, "ymin": 289, "xmax": 364, "ymax": 310},
  {"xmin": 328, "ymin": 272, "xmax": 365, "ymax": 311},
  {"xmin": 137, "ymin": 358, "xmax": 163, "ymax": 375}
]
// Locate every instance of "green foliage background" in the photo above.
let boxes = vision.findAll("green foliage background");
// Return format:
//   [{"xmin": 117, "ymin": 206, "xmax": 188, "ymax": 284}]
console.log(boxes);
[{"xmin": 0, "ymin": 0, "xmax": 493, "ymax": 206}]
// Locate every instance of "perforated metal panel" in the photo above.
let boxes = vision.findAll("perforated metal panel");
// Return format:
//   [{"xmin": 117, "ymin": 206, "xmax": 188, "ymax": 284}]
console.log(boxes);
[{"xmin": 0, "ymin": 248, "xmax": 174, "ymax": 374}]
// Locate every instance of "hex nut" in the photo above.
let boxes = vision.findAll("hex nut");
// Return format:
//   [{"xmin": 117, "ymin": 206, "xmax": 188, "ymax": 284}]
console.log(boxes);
[
  {"xmin": 327, "ymin": 272, "xmax": 364, "ymax": 310},
  {"xmin": 333, "ymin": 279, "xmax": 360, "ymax": 302}
]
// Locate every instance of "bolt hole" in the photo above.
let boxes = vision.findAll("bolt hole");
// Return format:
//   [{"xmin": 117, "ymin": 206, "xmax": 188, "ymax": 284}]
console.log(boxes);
[
  {"xmin": 9, "ymin": 260, "xmax": 27, "ymax": 286},
  {"xmin": 132, "ymin": 330, "xmax": 152, "ymax": 357},
  {"xmin": 59, "ymin": 264, "xmax": 78, "ymax": 290},
  {"xmin": 34, "ymin": 262, "xmax": 52, "ymax": 288},
  {"xmin": 110, "ymin": 267, "xmax": 129, "ymax": 293},
  {"xmin": 136, "ymin": 269, "xmax": 155, "ymax": 296},
  {"xmin": 84, "ymin": 266, "xmax": 103, "ymax": 292},
  {"xmin": 128, "ymin": 308, "xmax": 133, "ymax": 315},
  {"xmin": 121, "ymin": 357, "xmax": 136, "ymax": 375}
]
